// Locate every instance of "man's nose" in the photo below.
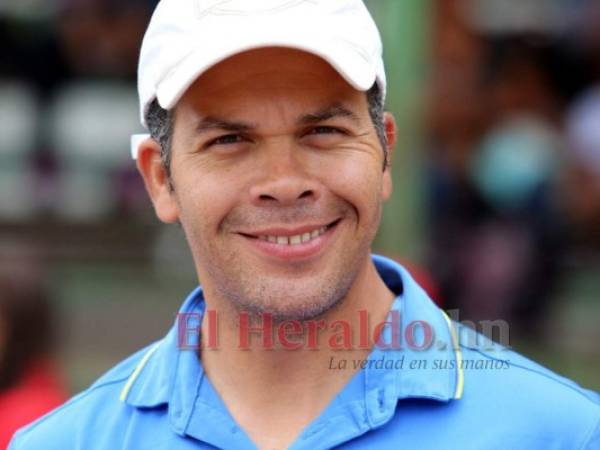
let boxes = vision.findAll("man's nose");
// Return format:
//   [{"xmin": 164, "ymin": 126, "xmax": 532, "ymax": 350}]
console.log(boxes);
[{"xmin": 249, "ymin": 145, "xmax": 321, "ymax": 207}]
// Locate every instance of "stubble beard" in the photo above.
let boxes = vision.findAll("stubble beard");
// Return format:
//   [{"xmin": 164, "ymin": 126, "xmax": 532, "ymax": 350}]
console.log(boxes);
[
  {"xmin": 191, "ymin": 198, "xmax": 382, "ymax": 324},
  {"xmin": 209, "ymin": 252, "xmax": 361, "ymax": 323}
]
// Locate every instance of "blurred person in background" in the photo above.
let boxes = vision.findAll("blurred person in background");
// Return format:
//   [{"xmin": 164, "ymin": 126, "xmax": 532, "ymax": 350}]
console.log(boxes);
[
  {"xmin": 0, "ymin": 263, "xmax": 66, "ymax": 449},
  {"xmin": 426, "ymin": 1, "xmax": 569, "ymax": 339},
  {"xmin": 564, "ymin": 87, "xmax": 600, "ymax": 255},
  {"xmin": 56, "ymin": 0, "xmax": 154, "ymax": 79},
  {"xmin": 562, "ymin": 0, "xmax": 600, "ymax": 258}
]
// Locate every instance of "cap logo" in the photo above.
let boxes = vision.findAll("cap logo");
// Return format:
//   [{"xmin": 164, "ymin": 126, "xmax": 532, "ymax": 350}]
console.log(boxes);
[{"xmin": 196, "ymin": 0, "xmax": 317, "ymax": 19}]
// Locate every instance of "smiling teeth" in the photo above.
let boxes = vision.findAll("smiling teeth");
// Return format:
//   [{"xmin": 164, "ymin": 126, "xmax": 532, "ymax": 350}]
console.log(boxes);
[{"xmin": 259, "ymin": 227, "xmax": 327, "ymax": 245}]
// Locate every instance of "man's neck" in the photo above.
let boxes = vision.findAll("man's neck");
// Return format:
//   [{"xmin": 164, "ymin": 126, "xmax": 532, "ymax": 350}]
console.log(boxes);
[{"xmin": 198, "ymin": 257, "xmax": 396, "ymax": 449}]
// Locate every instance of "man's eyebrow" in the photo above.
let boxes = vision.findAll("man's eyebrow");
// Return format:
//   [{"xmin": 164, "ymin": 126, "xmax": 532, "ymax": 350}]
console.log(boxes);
[
  {"xmin": 298, "ymin": 104, "xmax": 362, "ymax": 126},
  {"xmin": 193, "ymin": 105, "xmax": 361, "ymax": 133},
  {"xmin": 195, "ymin": 116, "xmax": 256, "ymax": 133}
]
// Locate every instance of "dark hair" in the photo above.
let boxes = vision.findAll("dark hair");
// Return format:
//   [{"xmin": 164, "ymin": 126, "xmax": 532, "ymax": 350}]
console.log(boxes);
[
  {"xmin": 0, "ymin": 269, "xmax": 56, "ymax": 390},
  {"xmin": 145, "ymin": 82, "xmax": 388, "ymax": 178}
]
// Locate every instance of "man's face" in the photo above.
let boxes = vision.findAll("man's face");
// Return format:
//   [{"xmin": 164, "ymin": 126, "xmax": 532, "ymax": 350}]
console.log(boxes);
[{"xmin": 143, "ymin": 48, "xmax": 394, "ymax": 320}]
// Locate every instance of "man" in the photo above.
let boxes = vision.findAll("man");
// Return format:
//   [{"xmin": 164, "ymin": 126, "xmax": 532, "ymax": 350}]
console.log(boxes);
[{"xmin": 10, "ymin": 1, "xmax": 600, "ymax": 449}]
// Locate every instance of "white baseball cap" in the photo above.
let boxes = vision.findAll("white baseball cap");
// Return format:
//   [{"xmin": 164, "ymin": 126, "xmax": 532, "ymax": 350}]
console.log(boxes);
[{"xmin": 132, "ymin": 0, "xmax": 386, "ymax": 158}]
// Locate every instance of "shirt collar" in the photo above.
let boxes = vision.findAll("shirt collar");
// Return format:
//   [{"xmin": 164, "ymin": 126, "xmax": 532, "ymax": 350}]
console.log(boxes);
[
  {"xmin": 354, "ymin": 255, "xmax": 463, "ymax": 427},
  {"xmin": 121, "ymin": 255, "xmax": 463, "ymax": 428},
  {"xmin": 121, "ymin": 286, "xmax": 206, "ymax": 435},
  {"xmin": 378, "ymin": 255, "xmax": 462, "ymax": 395}
]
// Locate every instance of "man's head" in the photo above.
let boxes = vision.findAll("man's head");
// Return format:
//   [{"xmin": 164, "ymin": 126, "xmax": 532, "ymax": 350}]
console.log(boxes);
[{"xmin": 135, "ymin": 1, "xmax": 396, "ymax": 321}]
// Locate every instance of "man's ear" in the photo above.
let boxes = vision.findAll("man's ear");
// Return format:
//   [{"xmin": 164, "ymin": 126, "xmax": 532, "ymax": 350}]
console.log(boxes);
[
  {"xmin": 136, "ymin": 138, "xmax": 179, "ymax": 224},
  {"xmin": 382, "ymin": 112, "xmax": 397, "ymax": 201}
]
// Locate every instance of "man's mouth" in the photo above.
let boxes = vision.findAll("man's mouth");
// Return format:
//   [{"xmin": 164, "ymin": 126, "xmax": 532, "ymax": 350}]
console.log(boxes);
[{"xmin": 239, "ymin": 219, "xmax": 342, "ymax": 247}]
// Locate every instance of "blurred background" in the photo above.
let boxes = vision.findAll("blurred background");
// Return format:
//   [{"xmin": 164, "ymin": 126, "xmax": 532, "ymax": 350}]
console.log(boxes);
[{"xmin": 0, "ymin": 0, "xmax": 598, "ymax": 434}]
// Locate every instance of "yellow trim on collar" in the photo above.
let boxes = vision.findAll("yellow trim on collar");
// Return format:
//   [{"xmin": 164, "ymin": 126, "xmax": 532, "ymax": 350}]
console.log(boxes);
[
  {"xmin": 441, "ymin": 311, "xmax": 464, "ymax": 400},
  {"xmin": 119, "ymin": 342, "xmax": 162, "ymax": 402}
]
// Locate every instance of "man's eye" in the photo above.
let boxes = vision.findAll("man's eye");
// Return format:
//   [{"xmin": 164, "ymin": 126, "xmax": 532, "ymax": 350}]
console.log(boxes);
[
  {"xmin": 309, "ymin": 126, "xmax": 343, "ymax": 135},
  {"xmin": 209, "ymin": 134, "xmax": 245, "ymax": 146}
]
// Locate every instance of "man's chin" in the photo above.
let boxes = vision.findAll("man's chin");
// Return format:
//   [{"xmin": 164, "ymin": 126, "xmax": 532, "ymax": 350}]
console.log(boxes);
[
  {"xmin": 205, "ymin": 248, "xmax": 365, "ymax": 323},
  {"xmin": 232, "ymin": 292, "xmax": 345, "ymax": 324}
]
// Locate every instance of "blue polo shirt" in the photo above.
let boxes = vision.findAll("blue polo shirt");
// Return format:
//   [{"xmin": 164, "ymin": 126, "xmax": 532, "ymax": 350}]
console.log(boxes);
[{"xmin": 9, "ymin": 255, "xmax": 600, "ymax": 449}]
